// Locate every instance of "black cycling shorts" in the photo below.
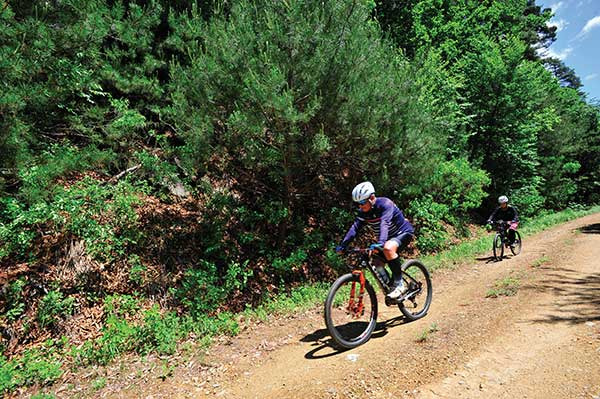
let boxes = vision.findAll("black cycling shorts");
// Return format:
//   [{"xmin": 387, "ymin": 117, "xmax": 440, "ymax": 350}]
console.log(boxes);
[{"xmin": 387, "ymin": 232, "xmax": 414, "ymax": 250}]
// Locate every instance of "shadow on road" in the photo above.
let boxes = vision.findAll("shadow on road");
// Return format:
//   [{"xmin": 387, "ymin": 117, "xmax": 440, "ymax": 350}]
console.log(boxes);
[
  {"xmin": 475, "ymin": 255, "xmax": 499, "ymax": 264},
  {"xmin": 523, "ymin": 268, "xmax": 600, "ymax": 325},
  {"xmin": 476, "ymin": 254, "xmax": 516, "ymax": 264},
  {"xmin": 301, "ymin": 315, "xmax": 408, "ymax": 359},
  {"xmin": 579, "ymin": 223, "xmax": 600, "ymax": 234}
]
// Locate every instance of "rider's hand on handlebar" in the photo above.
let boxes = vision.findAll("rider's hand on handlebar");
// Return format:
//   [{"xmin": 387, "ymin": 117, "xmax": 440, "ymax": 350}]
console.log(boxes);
[
  {"xmin": 368, "ymin": 243, "xmax": 383, "ymax": 252},
  {"xmin": 485, "ymin": 222, "xmax": 493, "ymax": 231},
  {"xmin": 335, "ymin": 245, "xmax": 346, "ymax": 254}
]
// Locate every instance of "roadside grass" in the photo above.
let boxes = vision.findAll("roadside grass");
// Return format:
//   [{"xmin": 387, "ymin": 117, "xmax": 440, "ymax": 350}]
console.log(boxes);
[
  {"xmin": 486, "ymin": 276, "xmax": 521, "ymax": 298},
  {"xmin": 3, "ymin": 205, "xmax": 599, "ymax": 396},
  {"xmin": 415, "ymin": 322, "xmax": 440, "ymax": 343},
  {"xmin": 242, "ymin": 282, "xmax": 330, "ymax": 321},
  {"xmin": 31, "ymin": 394, "xmax": 56, "ymax": 399},
  {"xmin": 531, "ymin": 256, "xmax": 550, "ymax": 268},
  {"xmin": 91, "ymin": 377, "xmax": 107, "ymax": 391}
]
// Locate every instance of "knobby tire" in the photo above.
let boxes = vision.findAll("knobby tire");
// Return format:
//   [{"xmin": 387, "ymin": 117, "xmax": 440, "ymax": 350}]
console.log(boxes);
[
  {"xmin": 493, "ymin": 233, "xmax": 504, "ymax": 260},
  {"xmin": 324, "ymin": 273, "xmax": 378, "ymax": 349},
  {"xmin": 510, "ymin": 231, "xmax": 522, "ymax": 255},
  {"xmin": 398, "ymin": 260, "xmax": 432, "ymax": 321}
]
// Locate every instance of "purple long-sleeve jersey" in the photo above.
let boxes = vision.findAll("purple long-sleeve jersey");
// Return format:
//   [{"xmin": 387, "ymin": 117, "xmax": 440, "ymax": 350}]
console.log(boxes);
[{"xmin": 340, "ymin": 197, "xmax": 414, "ymax": 247}]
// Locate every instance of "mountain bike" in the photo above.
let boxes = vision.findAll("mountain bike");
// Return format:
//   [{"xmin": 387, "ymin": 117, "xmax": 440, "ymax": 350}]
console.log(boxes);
[
  {"xmin": 490, "ymin": 220, "xmax": 522, "ymax": 261},
  {"xmin": 324, "ymin": 248, "xmax": 432, "ymax": 349}
]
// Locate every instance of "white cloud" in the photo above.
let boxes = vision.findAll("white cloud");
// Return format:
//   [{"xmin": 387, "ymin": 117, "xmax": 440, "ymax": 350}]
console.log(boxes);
[
  {"xmin": 550, "ymin": 1, "xmax": 564, "ymax": 14},
  {"xmin": 540, "ymin": 46, "xmax": 573, "ymax": 60},
  {"xmin": 576, "ymin": 15, "xmax": 600, "ymax": 38},
  {"xmin": 547, "ymin": 18, "xmax": 568, "ymax": 32},
  {"xmin": 582, "ymin": 15, "xmax": 600, "ymax": 34},
  {"xmin": 585, "ymin": 73, "xmax": 598, "ymax": 81}
]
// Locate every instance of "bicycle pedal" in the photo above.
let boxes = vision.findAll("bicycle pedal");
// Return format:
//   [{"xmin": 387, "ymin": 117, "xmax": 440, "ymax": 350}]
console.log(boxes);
[{"xmin": 384, "ymin": 296, "xmax": 398, "ymax": 306}]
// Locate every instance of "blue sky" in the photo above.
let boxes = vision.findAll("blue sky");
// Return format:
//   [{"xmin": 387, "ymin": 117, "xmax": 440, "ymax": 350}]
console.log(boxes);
[{"xmin": 539, "ymin": 0, "xmax": 600, "ymax": 103}]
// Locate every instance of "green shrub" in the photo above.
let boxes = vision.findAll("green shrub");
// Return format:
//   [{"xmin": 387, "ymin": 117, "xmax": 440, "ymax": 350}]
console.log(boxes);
[
  {"xmin": 17, "ymin": 144, "xmax": 114, "ymax": 205},
  {"xmin": 325, "ymin": 248, "xmax": 346, "ymax": 273},
  {"xmin": 175, "ymin": 262, "xmax": 225, "ymax": 317},
  {"xmin": 0, "ymin": 345, "xmax": 63, "ymax": 393},
  {"xmin": 511, "ymin": 179, "xmax": 545, "ymax": 218},
  {"xmin": 427, "ymin": 158, "xmax": 490, "ymax": 216},
  {"xmin": 0, "ymin": 177, "xmax": 143, "ymax": 264},
  {"xmin": 37, "ymin": 291, "xmax": 75, "ymax": 328},
  {"xmin": 104, "ymin": 294, "xmax": 141, "ymax": 318},
  {"xmin": 176, "ymin": 260, "xmax": 252, "ymax": 317},
  {"xmin": 77, "ymin": 315, "xmax": 137, "ymax": 366},
  {"xmin": 224, "ymin": 261, "xmax": 253, "ymax": 293},
  {"xmin": 134, "ymin": 150, "xmax": 183, "ymax": 197},
  {"xmin": 1, "ymin": 278, "xmax": 26, "ymax": 322},
  {"xmin": 271, "ymin": 249, "xmax": 308, "ymax": 278},
  {"xmin": 136, "ymin": 306, "xmax": 184, "ymax": 355},
  {"xmin": 407, "ymin": 195, "xmax": 451, "ymax": 252},
  {"xmin": 128, "ymin": 255, "xmax": 147, "ymax": 286},
  {"xmin": 189, "ymin": 312, "xmax": 240, "ymax": 338}
]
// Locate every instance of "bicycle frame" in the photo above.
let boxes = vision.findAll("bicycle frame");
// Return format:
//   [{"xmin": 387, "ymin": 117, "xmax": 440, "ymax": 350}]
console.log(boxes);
[
  {"xmin": 496, "ymin": 223, "xmax": 507, "ymax": 240},
  {"xmin": 494, "ymin": 221, "xmax": 513, "ymax": 246},
  {"xmin": 344, "ymin": 249, "xmax": 400, "ymax": 315},
  {"xmin": 351, "ymin": 249, "xmax": 392, "ymax": 286}
]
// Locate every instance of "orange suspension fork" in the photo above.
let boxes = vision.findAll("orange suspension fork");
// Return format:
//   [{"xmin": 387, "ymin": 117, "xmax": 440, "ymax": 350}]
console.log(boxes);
[{"xmin": 348, "ymin": 270, "xmax": 366, "ymax": 317}]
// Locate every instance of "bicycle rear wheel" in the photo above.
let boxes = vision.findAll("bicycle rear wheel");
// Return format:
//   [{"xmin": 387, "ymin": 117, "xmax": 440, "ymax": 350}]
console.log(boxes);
[
  {"xmin": 493, "ymin": 233, "xmax": 504, "ymax": 260},
  {"xmin": 510, "ymin": 231, "xmax": 522, "ymax": 255},
  {"xmin": 324, "ymin": 273, "xmax": 378, "ymax": 349},
  {"xmin": 398, "ymin": 260, "xmax": 432, "ymax": 321}
]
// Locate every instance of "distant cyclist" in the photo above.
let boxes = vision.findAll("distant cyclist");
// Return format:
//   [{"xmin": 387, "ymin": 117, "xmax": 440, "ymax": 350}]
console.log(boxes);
[
  {"xmin": 335, "ymin": 182, "xmax": 415, "ymax": 299},
  {"xmin": 487, "ymin": 195, "xmax": 519, "ymax": 246}
]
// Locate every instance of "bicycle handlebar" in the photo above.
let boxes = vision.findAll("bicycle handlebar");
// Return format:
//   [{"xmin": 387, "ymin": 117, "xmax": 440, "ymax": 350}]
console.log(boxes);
[{"xmin": 341, "ymin": 248, "xmax": 387, "ymax": 259}]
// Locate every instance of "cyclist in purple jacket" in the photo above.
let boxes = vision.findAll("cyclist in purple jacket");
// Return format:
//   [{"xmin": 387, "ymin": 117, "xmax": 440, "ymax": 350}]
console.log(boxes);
[{"xmin": 336, "ymin": 182, "xmax": 415, "ymax": 299}]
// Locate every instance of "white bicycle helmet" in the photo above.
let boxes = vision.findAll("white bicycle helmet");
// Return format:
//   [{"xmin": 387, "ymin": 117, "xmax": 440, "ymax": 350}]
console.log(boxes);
[
  {"xmin": 498, "ymin": 195, "xmax": 509, "ymax": 204},
  {"xmin": 352, "ymin": 181, "xmax": 375, "ymax": 203}
]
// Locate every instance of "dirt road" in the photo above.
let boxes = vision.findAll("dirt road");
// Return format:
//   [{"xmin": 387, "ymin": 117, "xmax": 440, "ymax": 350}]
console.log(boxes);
[{"xmin": 58, "ymin": 214, "xmax": 600, "ymax": 399}]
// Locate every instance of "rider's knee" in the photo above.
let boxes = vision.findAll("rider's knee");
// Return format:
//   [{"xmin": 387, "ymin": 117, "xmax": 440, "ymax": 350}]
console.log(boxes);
[{"xmin": 383, "ymin": 242, "xmax": 397, "ymax": 258}]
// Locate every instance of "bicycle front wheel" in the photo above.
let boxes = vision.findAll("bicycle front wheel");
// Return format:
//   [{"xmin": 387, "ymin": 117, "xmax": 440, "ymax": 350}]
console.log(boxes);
[
  {"xmin": 510, "ymin": 231, "xmax": 522, "ymax": 255},
  {"xmin": 493, "ymin": 233, "xmax": 504, "ymax": 260},
  {"xmin": 324, "ymin": 273, "xmax": 378, "ymax": 349},
  {"xmin": 398, "ymin": 260, "xmax": 432, "ymax": 321}
]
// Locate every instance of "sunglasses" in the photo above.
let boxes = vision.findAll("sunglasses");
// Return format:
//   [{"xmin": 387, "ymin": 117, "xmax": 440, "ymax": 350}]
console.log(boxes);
[{"xmin": 356, "ymin": 199, "xmax": 369, "ymax": 205}]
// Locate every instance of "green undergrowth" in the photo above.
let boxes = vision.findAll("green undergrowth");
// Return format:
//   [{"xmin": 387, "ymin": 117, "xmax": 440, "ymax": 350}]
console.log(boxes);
[
  {"xmin": 0, "ymin": 284, "xmax": 330, "ymax": 395},
  {"xmin": 2, "ymin": 206, "xmax": 598, "ymax": 396}
]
